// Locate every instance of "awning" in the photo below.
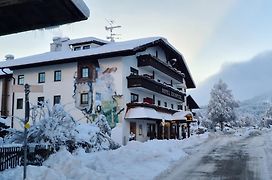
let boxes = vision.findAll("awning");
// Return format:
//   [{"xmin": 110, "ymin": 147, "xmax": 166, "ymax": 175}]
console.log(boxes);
[
  {"xmin": 125, "ymin": 107, "xmax": 194, "ymax": 122},
  {"xmin": 125, "ymin": 107, "xmax": 162, "ymax": 120},
  {"xmin": 172, "ymin": 111, "xmax": 193, "ymax": 121}
]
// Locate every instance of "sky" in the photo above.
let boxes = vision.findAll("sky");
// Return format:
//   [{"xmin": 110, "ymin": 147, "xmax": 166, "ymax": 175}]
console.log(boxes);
[{"xmin": 1, "ymin": 0, "xmax": 272, "ymax": 85}]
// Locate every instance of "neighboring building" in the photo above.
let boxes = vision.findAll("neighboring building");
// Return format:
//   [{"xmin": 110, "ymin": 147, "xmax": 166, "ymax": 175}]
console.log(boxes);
[
  {"xmin": 0, "ymin": 36, "xmax": 198, "ymax": 145},
  {"xmin": 0, "ymin": 0, "xmax": 90, "ymax": 36}
]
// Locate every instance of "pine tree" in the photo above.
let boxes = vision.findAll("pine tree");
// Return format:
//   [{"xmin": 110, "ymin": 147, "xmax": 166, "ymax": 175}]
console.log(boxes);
[{"xmin": 207, "ymin": 80, "xmax": 238, "ymax": 131}]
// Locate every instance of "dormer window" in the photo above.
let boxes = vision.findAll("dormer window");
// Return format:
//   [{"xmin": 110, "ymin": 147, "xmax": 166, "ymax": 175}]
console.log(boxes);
[
  {"xmin": 83, "ymin": 45, "xmax": 90, "ymax": 50},
  {"xmin": 81, "ymin": 67, "xmax": 89, "ymax": 78},
  {"xmin": 73, "ymin": 46, "xmax": 81, "ymax": 51}
]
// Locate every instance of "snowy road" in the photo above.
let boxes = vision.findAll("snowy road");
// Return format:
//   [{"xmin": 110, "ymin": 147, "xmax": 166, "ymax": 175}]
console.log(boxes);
[{"xmin": 157, "ymin": 130, "xmax": 272, "ymax": 180}]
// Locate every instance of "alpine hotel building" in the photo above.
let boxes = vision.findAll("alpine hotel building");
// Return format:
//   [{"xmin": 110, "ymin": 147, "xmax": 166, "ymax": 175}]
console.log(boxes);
[{"xmin": 0, "ymin": 36, "xmax": 199, "ymax": 145}]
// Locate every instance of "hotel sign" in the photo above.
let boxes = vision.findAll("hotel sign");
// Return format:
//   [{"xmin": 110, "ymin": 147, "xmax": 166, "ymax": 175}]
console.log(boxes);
[{"xmin": 161, "ymin": 88, "xmax": 183, "ymax": 101}]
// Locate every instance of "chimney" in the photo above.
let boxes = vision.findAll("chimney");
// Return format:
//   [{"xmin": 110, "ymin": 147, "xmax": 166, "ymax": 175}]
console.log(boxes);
[
  {"xmin": 50, "ymin": 37, "xmax": 70, "ymax": 52},
  {"xmin": 5, "ymin": 54, "xmax": 14, "ymax": 60}
]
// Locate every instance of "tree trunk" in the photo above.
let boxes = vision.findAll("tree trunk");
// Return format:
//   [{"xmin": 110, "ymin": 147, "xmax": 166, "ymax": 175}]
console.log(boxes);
[{"xmin": 220, "ymin": 121, "xmax": 223, "ymax": 131}]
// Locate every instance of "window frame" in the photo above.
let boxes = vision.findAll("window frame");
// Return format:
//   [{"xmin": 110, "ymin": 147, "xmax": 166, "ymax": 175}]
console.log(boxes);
[
  {"xmin": 82, "ymin": 45, "xmax": 90, "ymax": 50},
  {"xmin": 54, "ymin": 70, "xmax": 61, "ymax": 82},
  {"xmin": 80, "ymin": 93, "xmax": 89, "ymax": 105},
  {"xmin": 131, "ymin": 93, "xmax": 139, "ymax": 103},
  {"xmin": 130, "ymin": 67, "xmax": 138, "ymax": 75},
  {"xmin": 178, "ymin": 104, "xmax": 183, "ymax": 110},
  {"xmin": 18, "ymin": 75, "xmax": 24, "ymax": 85},
  {"xmin": 53, "ymin": 95, "xmax": 61, "ymax": 105},
  {"xmin": 81, "ymin": 67, "xmax": 89, "ymax": 78},
  {"xmin": 38, "ymin": 72, "xmax": 45, "ymax": 83},
  {"xmin": 73, "ymin": 46, "xmax": 81, "ymax": 51},
  {"xmin": 16, "ymin": 98, "xmax": 23, "ymax": 109},
  {"xmin": 37, "ymin": 97, "xmax": 45, "ymax": 106}
]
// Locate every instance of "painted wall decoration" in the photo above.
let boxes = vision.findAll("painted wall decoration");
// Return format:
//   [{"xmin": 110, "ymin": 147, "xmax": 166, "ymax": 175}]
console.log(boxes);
[{"xmin": 73, "ymin": 67, "xmax": 123, "ymax": 128}]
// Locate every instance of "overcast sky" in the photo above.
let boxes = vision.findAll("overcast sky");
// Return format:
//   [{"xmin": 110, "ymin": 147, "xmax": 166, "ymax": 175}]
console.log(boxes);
[{"xmin": 1, "ymin": 0, "xmax": 272, "ymax": 85}]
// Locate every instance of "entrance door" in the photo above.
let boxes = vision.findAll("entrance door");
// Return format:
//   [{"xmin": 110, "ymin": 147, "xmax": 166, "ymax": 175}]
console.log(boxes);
[
  {"xmin": 147, "ymin": 123, "xmax": 156, "ymax": 139},
  {"xmin": 129, "ymin": 122, "xmax": 136, "ymax": 141}
]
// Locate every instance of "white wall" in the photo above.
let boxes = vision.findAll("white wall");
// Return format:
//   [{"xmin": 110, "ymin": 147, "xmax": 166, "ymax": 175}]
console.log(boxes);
[{"xmin": 12, "ymin": 62, "xmax": 85, "ymax": 129}]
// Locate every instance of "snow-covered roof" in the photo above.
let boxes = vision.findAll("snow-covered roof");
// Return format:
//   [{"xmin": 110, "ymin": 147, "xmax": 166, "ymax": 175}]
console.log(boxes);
[
  {"xmin": 0, "ymin": 69, "xmax": 13, "ymax": 77},
  {"xmin": 172, "ymin": 111, "xmax": 193, "ymax": 121},
  {"xmin": 0, "ymin": 36, "xmax": 196, "ymax": 88},
  {"xmin": 0, "ymin": 37, "xmax": 163, "ymax": 69},
  {"xmin": 71, "ymin": 0, "xmax": 90, "ymax": 18},
  {"xmin": 125, "ymin": 107, "xmax": 162, "ymax": 120},
  {"xmin": 125, "ymin": 107, "xmax": 192, "ymax": 121},
  {"xmin": 66, "ymin": 37, "xmax": 109, "ymax": 46}
]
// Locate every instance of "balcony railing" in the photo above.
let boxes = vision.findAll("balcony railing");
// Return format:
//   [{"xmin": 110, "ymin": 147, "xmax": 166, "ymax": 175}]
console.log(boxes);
[
  {"xmin": 127, "ymin": 74, "xmax": 185, "ymax": 101},
  {"xmin": 137, "ymin": 54, "xmax": 184, "ymax": 83},
  {"xmin": 127, "ymin": 102, "xmax": 178, "ymax": 114}
]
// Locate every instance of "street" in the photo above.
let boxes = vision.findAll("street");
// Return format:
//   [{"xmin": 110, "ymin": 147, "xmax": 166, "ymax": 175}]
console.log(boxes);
[{"xmin": 157, "ymin": 130, "xmax": 272, "ymax": 180}]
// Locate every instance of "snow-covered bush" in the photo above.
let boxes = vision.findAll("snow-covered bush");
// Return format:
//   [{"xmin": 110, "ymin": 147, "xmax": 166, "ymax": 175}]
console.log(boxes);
[{"xmin": 6, "ymin": 103, "xmax": 120, "ymax": 152}]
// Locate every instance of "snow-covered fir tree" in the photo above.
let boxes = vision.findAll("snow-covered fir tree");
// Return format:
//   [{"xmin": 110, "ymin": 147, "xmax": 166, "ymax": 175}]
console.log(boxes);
[{"xmin": 207, "ymin": 80, "xmax": 238, "ymax": 131}]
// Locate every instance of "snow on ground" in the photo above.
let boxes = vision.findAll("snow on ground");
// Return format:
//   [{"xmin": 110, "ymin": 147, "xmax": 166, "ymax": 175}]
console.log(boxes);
[{"xmin": 0, "ymin": 134, "xmax": 209, "ymax": 180}]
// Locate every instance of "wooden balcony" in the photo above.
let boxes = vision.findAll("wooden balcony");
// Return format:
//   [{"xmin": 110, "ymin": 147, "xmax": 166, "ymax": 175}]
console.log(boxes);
[
  {"xmin": 137, "ymin": 54, "xmax": 184, "ymax": 83},
  {"xmin": 127, "ymin": 74, "xmax": 185, "ymax": 101}
]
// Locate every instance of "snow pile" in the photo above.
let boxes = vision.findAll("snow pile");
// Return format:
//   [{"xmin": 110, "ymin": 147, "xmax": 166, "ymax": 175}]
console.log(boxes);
[{"xmin": 0, "ymin": 134, "xmax": 209, "ymax": 180}]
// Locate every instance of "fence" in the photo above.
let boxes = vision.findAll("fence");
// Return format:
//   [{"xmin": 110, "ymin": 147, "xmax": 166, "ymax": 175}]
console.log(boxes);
[
  {"xmin": 0, "ymin": 144, "xmax": 52, "ymax": 171},
  {"xmin": 0, "ymin": 146, "xmax": 22, "ymax": 171}
]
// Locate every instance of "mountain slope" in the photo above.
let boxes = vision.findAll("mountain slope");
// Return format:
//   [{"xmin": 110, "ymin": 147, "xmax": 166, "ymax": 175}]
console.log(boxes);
[{"xmin": 190, "ymin": 50, "xmax": 272, "ymax": 106}]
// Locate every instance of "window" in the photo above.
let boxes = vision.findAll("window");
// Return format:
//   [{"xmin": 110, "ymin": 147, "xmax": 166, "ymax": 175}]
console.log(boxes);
[
  {"xmin": 81, "ymin": 93, "xmax": 89, "ymax": 105},
  {"xmin": 83, "ymin": 45, "xmax": 90, "ymax": 50},
  {"xmin": 130, "ymin": 67, "xmax": 138, "ymax": 75},
  {"xmin": 171, "ymin": 104, "xmax": 174, "ymax": 109},
  {"xmin": 53, "ymin": 95, "xmax": 61, "ymax": 105},
  {"xmin": 164, "ymin": 102, "xmax": 167, "ymax": 108},
  {"xmin": 81, "ymin": 67, "xmax": 89, "ymax": 78},
  {"xmin": 17, "ymin": 98, "xmax": 23, "ymax": 109},
  {"xmin": 178, "ymin": 104, "xmax": 183, "ymax": 110},
  {"xmin": 157, "ymin": 100, "xmax": 161, "ymax": 106},
  {"xmin": 54, "ymin": 70, "xmax": 61, "ymax": 81},
  {"xmin": 37, "ymin": 97, "xmax": 44, "ymax": 106},
  {"xmin": 139, "ymin": 124, "xmax": 143, "ymax": 135},
  {"xmin": 131, "ymin": 93, "xmax": 139, "ymax": 103},
  {"xmin": 73, "ymin": 46, "xmax": 81, "ymax": 51},
  {"xmin": 18, "ymin": 75, "xmax": 24, "ymax": 85},
  {"xmin": 155, "ymin": 50, "xmax": 158, "ymax": 58},
  {"xmin": 38, "ymin": 72, "xmax": 45, "ymax": 83}
]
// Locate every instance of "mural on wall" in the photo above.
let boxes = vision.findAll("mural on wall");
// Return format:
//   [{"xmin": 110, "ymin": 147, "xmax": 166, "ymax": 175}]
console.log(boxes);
[{"xmin": 73, "ymin": 67, "xmax": 123, "ymax": 128}]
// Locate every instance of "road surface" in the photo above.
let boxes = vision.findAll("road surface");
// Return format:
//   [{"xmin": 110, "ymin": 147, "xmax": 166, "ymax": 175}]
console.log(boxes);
[{"xmin": 157, "ymin": 130, "xmax": 272, "ymax": 180}]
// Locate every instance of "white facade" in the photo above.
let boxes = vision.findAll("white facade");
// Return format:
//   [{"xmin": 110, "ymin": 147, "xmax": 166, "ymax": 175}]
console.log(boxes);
[{"xmin": 0, "ymin": 36, "xmax": 197, "ymax": 145}]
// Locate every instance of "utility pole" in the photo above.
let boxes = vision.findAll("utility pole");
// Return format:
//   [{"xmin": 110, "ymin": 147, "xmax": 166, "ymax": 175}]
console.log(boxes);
[
  {"xmin": 12, "ymin": 84, "xmax": 43, "ymax": 180},
  {"xmin": 23, "ymin": 84, "xmax": 30, "ymax": 180}
]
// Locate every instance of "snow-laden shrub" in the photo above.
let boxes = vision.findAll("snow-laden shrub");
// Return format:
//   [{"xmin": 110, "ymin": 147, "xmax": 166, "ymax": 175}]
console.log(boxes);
[{"xmin": 5, "ymin": 104, "xmax": 120, "ymax": 152}]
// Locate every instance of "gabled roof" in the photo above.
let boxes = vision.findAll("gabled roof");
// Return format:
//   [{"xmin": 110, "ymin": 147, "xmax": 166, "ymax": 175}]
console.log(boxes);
[
  {"xmin": 0, "ymin": 37, "xmax": 196, "ymax": 88},
  {"xmin": 187, "ymin": 95, "xmax": 200, "ymax": 109},
  {"xmin": 0, "ymin": 69, "xmax": 12, "ymax": 78},
  {"xmin": 0, "ymin": 0, "xmax": 89, "ymax": 36}
]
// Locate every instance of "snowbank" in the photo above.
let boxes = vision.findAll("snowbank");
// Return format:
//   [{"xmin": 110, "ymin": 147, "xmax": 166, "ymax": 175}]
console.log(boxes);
[{"xmin": 0, "ymin": 134, "xmax": 209, "ymax": 180}]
